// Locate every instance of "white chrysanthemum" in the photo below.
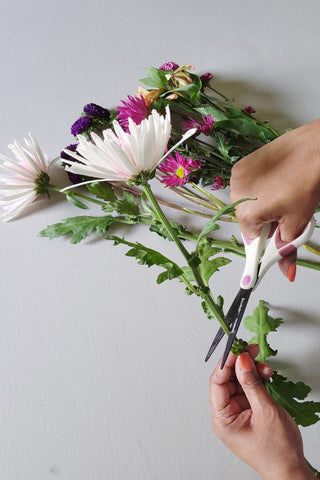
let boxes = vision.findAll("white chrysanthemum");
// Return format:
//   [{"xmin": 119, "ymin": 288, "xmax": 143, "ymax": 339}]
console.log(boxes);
[
  {"xmin": 63, "ymin": 106, "xmax": 196, "ymax": 186},
  {"xmin": 0, "ymin": 133, "xmax": 52, "ymax": 221}
]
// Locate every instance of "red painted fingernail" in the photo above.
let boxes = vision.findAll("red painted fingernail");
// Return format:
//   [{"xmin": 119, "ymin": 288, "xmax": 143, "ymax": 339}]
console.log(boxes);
[
  {"xmin": 238, "ymin": 352, "xmax": 254, "ymax": 371},
  {"xmin": 287, "ymin": 263, "xmax": 296, "ymax": 282}
]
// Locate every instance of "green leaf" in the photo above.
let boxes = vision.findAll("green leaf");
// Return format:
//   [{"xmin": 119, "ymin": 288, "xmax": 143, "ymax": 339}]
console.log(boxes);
[
  {"xmin": 87, "ymin": 182, "xmax": 140, "ymax": 217},
  {"xmin": 116, "ymin": 190, "xmax": 140, "ymax": 216},
  {"xmin": 215, "ymin": 108, "xmax": 278, "ymax": 142},
  {"xmin": 39, "ymin": 215, "xmax": 138, "ymax": 244},
  {"xmin": 244, "ymin": 300, "xmax": 283, "ymax": 362},
  {"xmin": 194, "ymin": 106, "xmax": 228, "ymax": 122},
  {"xmin": 197, "ymin": 240, "xmax": 231, "ymax": 285},
  {"xmin": 140, "ymin": 67, "xmax": 168, "ymax": 89},
  {"xmin": 86, "ymin": 182, "xmax": 117, "ymax": 202},
  {"xmin": 266, "ymin": 372, "xmax": 320, "ymax": 427},
  {"xmin": 66, "ymin": 193, "xmax": 89, "ymax": 210},
  {"xmin": 197, "ymin": 198, "xmax": 251, "ymax": 245},
  {"xmin": 107, "ymin": 235, "xmax": 184, "ymax": 285}
]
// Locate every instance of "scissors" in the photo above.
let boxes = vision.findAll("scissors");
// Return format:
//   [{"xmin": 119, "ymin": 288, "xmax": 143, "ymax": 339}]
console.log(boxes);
[{"xmin": 204, "ymin": 216, "xmax": 316, "ymax": 368}]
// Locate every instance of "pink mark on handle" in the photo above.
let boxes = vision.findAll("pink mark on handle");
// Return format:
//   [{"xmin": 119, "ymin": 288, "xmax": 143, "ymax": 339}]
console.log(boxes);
[
  {"xmin": 243, "ymin": 237, "xmax": 254, "ymax": 245},
  {"xmin": 279, "ymin": 244, "xmax": 297, "ymax": 258},
  {"xmin": 242, "ymin": 275, "xmax": 251, "ymax": 285}
]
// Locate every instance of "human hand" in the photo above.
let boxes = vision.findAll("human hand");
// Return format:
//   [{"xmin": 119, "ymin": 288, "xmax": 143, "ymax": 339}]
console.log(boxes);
[
  {"xmin": 230, "ymin": 119, "xmax": 320, "ymax": 279},
  {"xmin": 209, "ymin": 349, "xmax": 314, "ymax": 480}
]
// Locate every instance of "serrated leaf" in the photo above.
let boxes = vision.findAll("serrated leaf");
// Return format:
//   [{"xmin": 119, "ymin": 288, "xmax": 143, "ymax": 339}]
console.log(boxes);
[
  {"xmin": 66, "ymin": 193, "xmax": 89, "ymax": 210},
  {"xmin": 266, "ymin": 372, "xmax": 320, "ymax": 427},
  {"xmin": 116, "ymin": 190, "xmax": 140, "ymax": 216},
  {"xmin": 197, "ymin": 240, "xmax": 231, "ymax": 285},
  {"xmin": 86, "ymin": 182, "xmax": 117, "ymax": 202},
  {"xmin": 39, "ymin": 215, "xmax": 136, "ymax": 244},
  {"xmin": 244, "ymin": 300, "xmax": 282, "ymax": 362},
  {"xmin": 107, "ymin": 235, "xmax": 184, "ymax": 284}
]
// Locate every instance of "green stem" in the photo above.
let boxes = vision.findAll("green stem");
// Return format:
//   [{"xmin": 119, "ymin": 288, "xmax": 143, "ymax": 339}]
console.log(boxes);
[
  {"xmin": 142, "ymin": 181, "xmax": 229, "ymax": 333},
  {"xmin": 48, "ymin": 184, "xmax": 107, "ymax": 208}
]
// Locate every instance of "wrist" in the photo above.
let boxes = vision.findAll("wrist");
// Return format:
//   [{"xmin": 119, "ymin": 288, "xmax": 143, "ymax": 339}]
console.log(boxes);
[{"xmin": 261, "ymin": 462, "xmax": 316, "ymax": 480}]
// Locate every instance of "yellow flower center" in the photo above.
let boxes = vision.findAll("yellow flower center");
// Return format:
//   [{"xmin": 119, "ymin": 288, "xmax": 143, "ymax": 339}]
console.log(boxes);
[{"xmin": 176, "ymin": 166, "xmax": 185, "ymax": 178}]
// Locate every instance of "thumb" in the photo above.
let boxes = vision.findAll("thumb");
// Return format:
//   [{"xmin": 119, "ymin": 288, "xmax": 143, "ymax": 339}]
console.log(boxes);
[{"xmin": 235, "ymin": 352, "xmax": 273, "ymax": 412}]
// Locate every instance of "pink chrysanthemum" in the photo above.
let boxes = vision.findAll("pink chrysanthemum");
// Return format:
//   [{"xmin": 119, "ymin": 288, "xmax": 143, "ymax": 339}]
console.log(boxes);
[
  {"xmin": 116, "ymin": 95, "xmax": 149, "ymax": 132},
  {"xmin": 159, "ymin": 152, "xmax": 201, "ymax": 188},
  {"xmin": 182, "ymin": 115, "xmax": 215, "ymax": 135},
  {"xmin": 212, "ymin": 176, "xmax": 225, "ymax": 190}
]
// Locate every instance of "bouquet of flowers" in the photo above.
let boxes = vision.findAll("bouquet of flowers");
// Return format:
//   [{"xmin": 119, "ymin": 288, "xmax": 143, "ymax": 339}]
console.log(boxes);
[{"xmin": 0, "ymin": 62, "xmax": 319, "ymax": 475}]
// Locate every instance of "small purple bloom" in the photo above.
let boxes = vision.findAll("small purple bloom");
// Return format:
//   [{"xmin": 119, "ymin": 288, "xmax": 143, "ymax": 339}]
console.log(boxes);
[
  {"xmin": 159, "ymin": 61, "xmax": 179, "ymax": 71},
  {"xmin": 116, "ymin": 95, "xmax": 149, "ymax": 132},
  {"xmin": 60, "ymin": 144, "xmax": 90, "ymax": 184},
  {"xmin": 200, "ymin": 72, "xmax": 213, "ymax": 90},
  {"xmin": 83, "ymin": 103, "xmax": 110, "ymax": 119},
  {"xmin": 60, "ymin": 143, "xmax": 78, "ymax": 161},
  {"xmin": 71, "ymin": 116, "xmax": 93, "ymax": 137},
  {"xmin": 212, "ymin": 176, "xmax": 225, "ymax": 190},
  {"xmin": 244, "ymin": 105, "xmax": 255, "ymax": 114}
]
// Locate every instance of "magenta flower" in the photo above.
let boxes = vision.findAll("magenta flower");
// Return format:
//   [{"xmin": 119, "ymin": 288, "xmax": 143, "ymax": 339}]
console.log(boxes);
[
  {"xmin": 244, "ymin": 105, "xmax": 255, "ymax": 114},
  {"xmin": 159, "ymin": 152, "xmax": 201, "ymax": 188},
  {"xmin": 212, "ymin": 176, "xmax": 225, "ymax": 190},
  {"xmin": 116, "ymin": 95, "xmax": 149, "ymax": 132},
  {"xmin": 182, "ymin": 115, "xmax": 215, "ymax": 135},
  {"xmin": 200, "ymin": 72, "xmax": 213, "ymax": 91},
  {"xmin": 159, "ymin": 61, "xmax": 179, "ymax": 71}
]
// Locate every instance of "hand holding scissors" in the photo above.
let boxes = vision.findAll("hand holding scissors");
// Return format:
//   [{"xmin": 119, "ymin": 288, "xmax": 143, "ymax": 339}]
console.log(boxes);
[{"xmin": 205, "ymin": 217, "xmax": 316, "ymax": 368}]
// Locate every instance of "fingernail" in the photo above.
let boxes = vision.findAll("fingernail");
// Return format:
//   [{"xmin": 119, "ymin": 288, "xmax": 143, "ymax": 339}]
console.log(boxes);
[
  {"xmin": 238, "ymin": 352, "xmax": 254, "ymax": 371},
  {"xmin": 287, "ymin": 263, "xmax": 296, "ymax": 282}
]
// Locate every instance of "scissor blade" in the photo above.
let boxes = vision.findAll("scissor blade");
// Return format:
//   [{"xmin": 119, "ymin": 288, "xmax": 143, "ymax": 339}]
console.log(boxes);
[
  {"xmin": 204, "ymin": 289, "xmax": 244, "ymax": 362},
  {"xmin": 220, "ymin": 288, "xmax": 252, "ymax": 369}
]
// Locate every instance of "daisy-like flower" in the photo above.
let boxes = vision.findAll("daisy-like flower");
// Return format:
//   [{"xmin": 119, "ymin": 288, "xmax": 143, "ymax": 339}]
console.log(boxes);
[
  {"xmin": 159, "ymin": 152, "xmax": 201, "ymax": 188},
  {"xmin": 0, "ymin": 133, "xmax": 52, "ymax": 221},
  {"xmin": 116, "ymin": 95, "xmax": 149, "ymax": 132},
  {"xmin": 182, "ymin": 115, "xmax": 215, "ymax": 135},
  {"xmin": 62, "ymin": 106, "xmax": 196, "ymax": 186}
]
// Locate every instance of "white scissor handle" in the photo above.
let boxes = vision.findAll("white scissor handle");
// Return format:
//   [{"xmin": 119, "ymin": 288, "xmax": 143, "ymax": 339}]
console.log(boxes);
[
  {"xmin": 240, "ymin": 223, "xmax": 271, "ymax": 289},
  {"xmin": 254, "ymin": 216, "xmax": 316, "ymax": 289}
]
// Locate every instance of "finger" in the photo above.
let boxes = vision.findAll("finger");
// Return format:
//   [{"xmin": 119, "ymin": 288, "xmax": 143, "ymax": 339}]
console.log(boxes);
[
  {"xmin": 246, "ymin": 343, "xmax": 259, "ymax": 359},
  {"xmin": 209, "ymin": 352, "xmax": 237, "ymax": 411},
  {"xmin": 278, "ymin": 251, "xmax": 297, "ymax": 282},
  {"xmin": 235, "ymin": 352, "xmax": 274, "ymax": 412},
  {"xmin": 278, "ymin": 216, "xmax": 309, "ymax": 243},
  {"xmin": 256, "ymin": 361, "xmax": 273, "ymax": 380}
]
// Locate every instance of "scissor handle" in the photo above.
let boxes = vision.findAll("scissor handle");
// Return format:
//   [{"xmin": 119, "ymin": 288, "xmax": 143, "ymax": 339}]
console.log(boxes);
[
  {"xmin": 254, "ymin": 216, "xmax": 316, "ymax": 289},
  {"xmin": 240, "ymin": 223, "xmax": 271, "ymax": 289}
]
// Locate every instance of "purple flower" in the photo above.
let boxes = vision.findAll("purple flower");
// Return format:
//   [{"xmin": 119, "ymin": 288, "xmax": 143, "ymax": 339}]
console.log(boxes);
[
  {"xmin": 212, "ymin": 176, "xmax": 225, "ymax": 190},
  {"xmin": 116, "ymin": 95, "xmax": 149, "ymax": 132},
  {"xmin": 159, "ymin": 61, "xmax": 179, "ymax": 71},
  {"xmin": 83, "ymin": 103, "xmax": 110, "ymax": 119},
  {"xmin": 244, "ymin": 105, "xmax": 255, "ymax": 114},
  {"xmin": 71, "ymin": 116, "xmax": 93, "ymax": 137},
  {"xmin": 182, "ymin": 115, "xmax": 215, "ymax": 135},
  {"xmin": 60, "ymin": 144, "xmax": 88, "ymax": 184},
  {"xmin": 200, "ymin": 72, "xmax": 213, "ymax": 90},
  {"xmin": 159, "ymin": 152, "xmax": 201, "ymax": 188},
  {"xmin": 60, "ymin": 143, "xmax": 78, "ymax": 161}
]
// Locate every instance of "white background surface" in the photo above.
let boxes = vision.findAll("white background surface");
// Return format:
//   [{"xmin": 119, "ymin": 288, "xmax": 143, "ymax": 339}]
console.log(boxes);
[{"xmin": 0, "ymin": 1, "xmax": 320, "ymax": 479}]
